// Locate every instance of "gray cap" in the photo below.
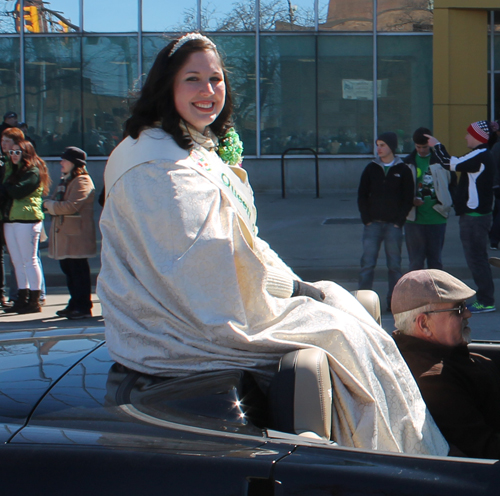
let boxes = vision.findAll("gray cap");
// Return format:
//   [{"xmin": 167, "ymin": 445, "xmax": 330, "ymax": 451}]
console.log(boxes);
[{"xmin": 391, "ymin": 269, "xmax": 475, "ymax": 315}]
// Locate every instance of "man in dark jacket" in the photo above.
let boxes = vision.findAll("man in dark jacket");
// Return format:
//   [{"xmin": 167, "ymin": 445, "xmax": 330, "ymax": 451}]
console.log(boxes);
[
  {"xmin": 392, "ymin": 269, "xmax": 500, "ymax": 459},
  {"xmin": 427, "ymin": 121, "xmax": 496, "ymax": 313},
  {"xmin": 358, "ymin": 131, "xmax": 414, "ymax": 311}
]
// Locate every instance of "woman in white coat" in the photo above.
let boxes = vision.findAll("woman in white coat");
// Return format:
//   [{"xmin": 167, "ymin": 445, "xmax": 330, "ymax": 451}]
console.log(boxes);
[{"xmin": 98, "ymin": 33, "xmax": 448, "ymax": 456}]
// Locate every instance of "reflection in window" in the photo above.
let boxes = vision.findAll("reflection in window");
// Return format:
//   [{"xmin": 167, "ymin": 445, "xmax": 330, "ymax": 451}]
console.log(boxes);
[
  {"xmin": 260, "ymin": 0, "xmax": 315, "ymax": 31},
  {"xmin": 0, "ymin": 37, "xmax": 20, "ymax": 117},
  {"xmin": 0, "ymin": 0, "xmax": 80, "ymax": 33},
  {"xmin": 260, "ymin": 36, "xmax": 316, "ymax": 154},
  {"xmin": 84, "ymin": 0, "xmax": 137, "ymax": 33},
  {"xmin": 82, "ymin": 37, "xmax": 138, "ymax": 156},
  {"xmin": 142, "ymin": 0, "xmax": 197, "ymax": 33},
  {"xmin": 212, "ymin": 35, "xmax": 256, "ymax": 154},
  {"xmin": 319, "ymin": 0, "xmax": 373, "ymax": 31},
  {"xmin": 202, "ymin": 0, "xmax": 255, "ymax": 31},
  {"xmin": 24, "ymin": 37, "xmax": 81, "ymax": 156},
  {"xmin": 377, "ymin": 35, "xmax": 433, "ymax": 153},
  {"xmin": 377, "ymin": 0, "xmax": 433, "ymax": 32},
  {"xmin": 0, "ymin": 0, "xmax": 18, "ymax": 33},
  {"xmin": 318, "ymin": 36, "xmax": 373, "ymax": 154}
]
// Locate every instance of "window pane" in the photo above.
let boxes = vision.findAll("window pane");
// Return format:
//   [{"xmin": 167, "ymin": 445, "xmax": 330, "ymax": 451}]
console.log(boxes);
[
  {"xmin": 319, "ymin": 0, "xmax": 373, "ymax": 31},
  {"xmin": 260, "ymin": 36, "xmax": 316, "ymax": 154},
  {"xmin": 142, "ymin": 35, "xmax": 171, "ymax": 76},
  {"xmin": 260, "ymin": 0, "xmax": 315, "ymax": 31},
  {"xmin": 0, "ymin": 37, "xmax": 20, "ymax": 122},
  {"xmin": 377, "ymin": 0, "xmax": 433, "ymax": 32},
  {"xmin": 83, "ymin": 36, "xmax": 138, "ymax": 155},
  {"xmin": 211, "ymin": 35, "xmax": 256, "ymax": 154},
  {"xmin": 26, "ymin": 0, "xmax": 80, "ymax": 33},
  {"xmin": 0, "ymin": 0, "xmax": 18, "ymax": 33},
  {"xmin": 84, "ymin": 0, "xmax": 138, "ymax": 33},
  {"xmin": 142, "ymin": 0, "xmax": 197, "ymax": 33},
  {"xmin": 202, "ymin": 0, "xmax": 255, "ymax": 31},
  {"xmin": 318, "ymin": 35, "xmax": 373, "ymax": 154},
  {"xmin": 377, "ymin": 35, "xmax": 433, "ymax": 154},
  {"xmin": 24, "ymin": 37, "xmax": 82, "ymax": 156}
]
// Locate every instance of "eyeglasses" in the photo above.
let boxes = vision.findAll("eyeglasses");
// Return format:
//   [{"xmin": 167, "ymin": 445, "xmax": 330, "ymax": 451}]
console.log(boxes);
[
  {"xmin": 8, "ymin": 150, "xmax": 21, "ymax": 156},
  {"xmin": 424, "ymin": 302, "xmax": 467, "ymax": 317}
]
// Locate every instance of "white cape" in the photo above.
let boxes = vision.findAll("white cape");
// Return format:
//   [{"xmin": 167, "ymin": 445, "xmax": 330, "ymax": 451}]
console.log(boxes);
[{"xmin": 98, "ymin": 129, "xmax": 448, "ymax": 456}]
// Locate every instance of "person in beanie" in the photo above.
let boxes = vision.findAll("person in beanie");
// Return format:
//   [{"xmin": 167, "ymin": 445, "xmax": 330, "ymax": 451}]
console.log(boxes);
[
  {"xmin": 43, "ymin": 146, "xmax": 96, "ymax": 319},
  {"xmin": 403, "ymin": 127, "xmax": 455, "ymax": 271},
  {"xmin": 357, "ymin": 131, "xmax": 414, "ymax": 311},
  {"xmin": 426, "ymin": 122, "xmax": 496, "ymax": 313},
  {"xmin": 392, "ymin": 269, "xmax": 500, "ymax": 459},
  {"xmin": 0, "ymin": 111, "xmax": 18, "ymax": 136}
]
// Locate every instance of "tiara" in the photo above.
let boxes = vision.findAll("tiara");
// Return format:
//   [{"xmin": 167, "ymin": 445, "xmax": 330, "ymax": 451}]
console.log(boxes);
[{"xmin": 169, "ymin": 33, "xmax": 216, "ymax": 57}]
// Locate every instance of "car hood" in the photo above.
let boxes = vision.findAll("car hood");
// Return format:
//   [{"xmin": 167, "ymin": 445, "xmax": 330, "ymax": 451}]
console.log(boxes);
[{"xmin": 0, "ymin": 327, "xmax": 105, "ymax": 443}]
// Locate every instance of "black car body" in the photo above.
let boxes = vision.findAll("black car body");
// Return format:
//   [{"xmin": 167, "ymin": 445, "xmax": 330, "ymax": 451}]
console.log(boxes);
[{"xmin": 0, "ymin": 327, "xmax": 499, "ymax": 495}]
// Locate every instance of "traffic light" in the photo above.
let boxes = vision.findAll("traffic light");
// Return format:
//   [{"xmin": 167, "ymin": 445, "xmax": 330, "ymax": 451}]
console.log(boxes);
[{"xmin": 14, "ymin": 4, "xmax": 41, "ymax": 33}]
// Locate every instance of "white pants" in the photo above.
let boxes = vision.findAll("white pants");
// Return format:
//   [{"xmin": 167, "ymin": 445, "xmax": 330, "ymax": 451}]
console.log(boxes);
[{"xmin": 3, "ymin": 222, "xmax": 43, "ymax": 290}]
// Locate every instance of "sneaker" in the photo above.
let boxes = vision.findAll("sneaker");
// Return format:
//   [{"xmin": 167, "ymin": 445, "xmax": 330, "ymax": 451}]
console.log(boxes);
[
  {"xmin": 491, "ymin": 244, "xmax": 498, "ymax": 250},
  {"xmin": 467, "ymin": 301, "xmax": 496, "ymax": 314},
  {"xmin": 56, "ymin": 307, "xmax": 73, "ymax": 317},
  {"xmin": 66, "ymin": 310, "xmax": 92, "ymax": 320}
]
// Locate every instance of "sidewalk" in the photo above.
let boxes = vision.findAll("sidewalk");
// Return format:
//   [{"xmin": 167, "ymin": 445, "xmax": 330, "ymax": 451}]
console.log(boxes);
[{"xmin": 3, "ymin": 191, "xmax": 500, "ymax": 338}]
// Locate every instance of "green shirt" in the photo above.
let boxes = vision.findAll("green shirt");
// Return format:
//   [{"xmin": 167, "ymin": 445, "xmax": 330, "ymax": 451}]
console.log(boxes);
[{"xmin": 407, "ymin": 154, "xmax": 447, "ymax": 225}]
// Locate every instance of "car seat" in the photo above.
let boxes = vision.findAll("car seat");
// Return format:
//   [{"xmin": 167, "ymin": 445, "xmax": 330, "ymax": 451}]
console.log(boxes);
[{"xmin": 268, "ymin": 289, "xmax": 381, "ymax": 440}]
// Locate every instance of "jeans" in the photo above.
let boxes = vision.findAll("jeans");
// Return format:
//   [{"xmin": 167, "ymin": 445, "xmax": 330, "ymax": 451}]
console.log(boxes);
[
  {"xmin": 405, "ymin": 223, "xmax": 447, "ymax": 271},
  {"xmin": 359, "ymin": 222, "xmax": 403, "ymax": 307},
  {"xmin": 59, "ymin": 258, "xmax": 92, "ymax": 313},
  {"xmin": 3, "ymin": 222, "xmax": 43, "ymax": 290},
  {"xmin": 489, "ymin": 193, "xmax": 500, "ymax": 247},
  {"xmin": 459, "ymin": 214, "xmax": 495, "ymax": 306}
]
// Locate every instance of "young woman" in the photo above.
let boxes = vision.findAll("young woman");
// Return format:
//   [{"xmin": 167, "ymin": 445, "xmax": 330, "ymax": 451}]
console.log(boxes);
[
  {"xmin": 98, "ymin": 33, "xmax": 447, "ymax": 455},
  {"xmin": 43, "ymin": 146, "xmax": 96, "ymax": 320},
  {"xmin": 1, "ymin": 140, "xmax": 51, "ymax": 313}
]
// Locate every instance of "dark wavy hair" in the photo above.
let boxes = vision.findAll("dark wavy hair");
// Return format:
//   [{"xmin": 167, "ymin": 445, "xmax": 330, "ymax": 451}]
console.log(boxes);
[
  {"xmin": 9, "ymin": 140, "xmax": 51, "ymax": 195},
  {"xmin": 124, "ymin": 35, "xmax": 234, "ymax": 150}
]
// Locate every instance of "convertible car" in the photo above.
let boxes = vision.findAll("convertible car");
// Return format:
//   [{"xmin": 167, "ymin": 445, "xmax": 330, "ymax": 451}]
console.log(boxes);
[{"xmin": 0, "ymin": 324, "xmax": 499, "ymax": 495}]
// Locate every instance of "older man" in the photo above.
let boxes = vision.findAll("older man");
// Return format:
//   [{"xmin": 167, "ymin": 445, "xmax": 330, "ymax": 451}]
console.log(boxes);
[{"xmin": 392, "ymin": 269, "xmax": 500, "ymax": 459}]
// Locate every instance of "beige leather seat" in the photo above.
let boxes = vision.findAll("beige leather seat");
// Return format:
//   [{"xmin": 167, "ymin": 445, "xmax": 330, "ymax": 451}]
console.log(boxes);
[{"xmin": 268, "ymin": 289, "xmax": 381, "ymax": 440}]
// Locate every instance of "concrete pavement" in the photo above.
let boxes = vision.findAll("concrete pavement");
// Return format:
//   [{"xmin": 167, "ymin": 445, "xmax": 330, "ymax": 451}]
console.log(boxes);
[{"xmin": 2, "ymin": 190, "xmax": 500, "ymax": 339}]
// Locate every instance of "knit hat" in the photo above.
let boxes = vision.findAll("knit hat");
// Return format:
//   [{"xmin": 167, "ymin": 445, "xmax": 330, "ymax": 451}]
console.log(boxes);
[
  {"xmin": 467, "ymin": 121, "xmax": 490, "ymax": 144},
  {"xmin": 377, "ymin": 132, "xmax": 398, "ymax": 154},
  {"xmin": 3, "ymin": 111, "xmax": 16, "ymax": 120},
  {"xmin": 61, "ymin": 146, "xmax": 87, "ymax": 167},
  {"xmin": 391, "ymin": 269, "xmax": 475, "ymax": 315}
]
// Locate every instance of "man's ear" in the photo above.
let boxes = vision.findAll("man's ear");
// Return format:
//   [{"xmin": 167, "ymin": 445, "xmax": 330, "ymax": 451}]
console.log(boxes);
[{"xmin": 415, "ymin": 313, "xmax": 432, "ymax": 337}]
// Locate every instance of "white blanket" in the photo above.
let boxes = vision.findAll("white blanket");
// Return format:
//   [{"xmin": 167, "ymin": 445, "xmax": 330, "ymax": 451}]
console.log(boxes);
[{"xmin": 98, "ymin": 129, "xmax": 448, "ymax": 456}]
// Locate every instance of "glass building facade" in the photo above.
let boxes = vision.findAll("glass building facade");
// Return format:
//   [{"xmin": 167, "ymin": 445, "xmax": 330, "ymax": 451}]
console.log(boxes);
[{"xmin": 0, "ymin": 1, "xmax": 496, "ymax": 159}]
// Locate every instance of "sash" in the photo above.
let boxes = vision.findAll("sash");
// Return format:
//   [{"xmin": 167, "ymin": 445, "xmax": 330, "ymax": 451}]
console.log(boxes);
[
  {"xmin": 104, "ymin": 128, "xmax": 257, "ymax": 248},
  {"xmin": 179, "ymin": 147, "xmax": 257, "ymax": 248}
]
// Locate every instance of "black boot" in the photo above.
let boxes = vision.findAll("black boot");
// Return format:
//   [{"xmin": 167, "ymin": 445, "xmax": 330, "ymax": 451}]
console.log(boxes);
[
  {"xmin": 18, "ymin": 290, "xmax": 42, "ymax": 314},
  {"xmin": 3, "ymin": 289, "xmax": 29, "ymax": 314}
]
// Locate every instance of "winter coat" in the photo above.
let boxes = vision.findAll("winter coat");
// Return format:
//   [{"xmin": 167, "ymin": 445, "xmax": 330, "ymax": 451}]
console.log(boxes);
[
  {"xmin": 357, "ymin": 157, "xmax": 414, "ymax": 227},
  {"xmin": 0, "ymin": 164, "xmax": 44, "ymax": 223},
  {"xmin": 44, "ymin": 174, "xmax": 96, "ymax": 260},
  {"xmin": 403, "ymin": 149, "xmax": 455, "ymax": 221}
]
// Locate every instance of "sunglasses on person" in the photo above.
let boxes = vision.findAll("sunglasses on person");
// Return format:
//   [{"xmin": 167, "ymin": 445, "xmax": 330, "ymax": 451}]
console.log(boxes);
[
  {"xmin": 8, "ymin": 149, "xmax": 21, "ymax": 156},
  {"xmin": 424, "ymin": 302, "xmax": 467, "ymax": 317}
]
